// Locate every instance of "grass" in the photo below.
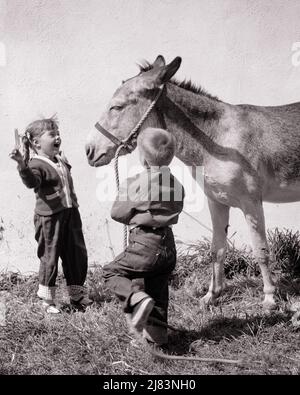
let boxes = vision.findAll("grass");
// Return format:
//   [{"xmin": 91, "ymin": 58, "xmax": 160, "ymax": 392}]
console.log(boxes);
[{"xmin": 0, "ymin": 228, "xmax": 300, "ymax": 375}]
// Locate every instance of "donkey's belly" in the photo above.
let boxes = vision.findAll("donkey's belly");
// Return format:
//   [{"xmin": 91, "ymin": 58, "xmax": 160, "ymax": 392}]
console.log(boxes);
[{"xmin": 263, "ymin": 180, "xmax": 300, "ymax": 203}]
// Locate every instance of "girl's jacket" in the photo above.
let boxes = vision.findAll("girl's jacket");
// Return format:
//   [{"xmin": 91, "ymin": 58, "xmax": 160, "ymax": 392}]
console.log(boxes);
[{"xmin": 18, "ymin": 154, "xmax": 79, "ymax": 216}]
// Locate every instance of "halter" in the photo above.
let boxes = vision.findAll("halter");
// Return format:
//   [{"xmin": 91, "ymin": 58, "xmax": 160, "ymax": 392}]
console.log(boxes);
[
  {"xmin": 94, "ymin": 85, "xmax": 165, "ymax": 152},
  {"xmin": 94, "ymin": 84, "xmax": 165, "ymax": 249}
]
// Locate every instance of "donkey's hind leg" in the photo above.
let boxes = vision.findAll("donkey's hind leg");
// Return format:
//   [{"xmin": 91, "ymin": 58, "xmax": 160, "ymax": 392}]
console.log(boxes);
[
  {"xmin": 242, "ymin": 199, "xmax": 276, "ymax": 310},
  {"xmin": 201, "ymin": 198, "xmax": 229, "ymax": 307}
]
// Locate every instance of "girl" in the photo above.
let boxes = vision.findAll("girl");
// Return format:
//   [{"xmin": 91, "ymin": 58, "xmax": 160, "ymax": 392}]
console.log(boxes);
[{"xmin": 9, "ymin": 117, "xmax": 91, "ymax": 313}]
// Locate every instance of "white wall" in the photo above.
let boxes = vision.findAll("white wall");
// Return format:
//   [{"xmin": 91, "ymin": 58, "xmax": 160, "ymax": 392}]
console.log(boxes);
[{"xmin": 1, "ymin": 0, "xmax": 300, "ymax": 273}]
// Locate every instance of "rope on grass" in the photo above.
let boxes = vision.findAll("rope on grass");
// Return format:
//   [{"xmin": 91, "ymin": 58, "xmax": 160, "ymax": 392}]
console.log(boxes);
[
  {"xmin": 146, "ymin": 317, "xmax": 243, "ymax": 364},
  {"xmin": 150, "ymin": 348, "xmax": 243, "ymax": 364}
]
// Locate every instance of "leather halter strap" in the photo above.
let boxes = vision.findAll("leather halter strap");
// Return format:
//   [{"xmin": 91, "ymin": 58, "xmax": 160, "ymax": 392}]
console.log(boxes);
[
  {"xmin": 94, "ymin": 85, "xmax": 164, "ymax": 151},
  {"xmin": 94, "ymin": 122, "xmax": 124, "ymax": 147}
]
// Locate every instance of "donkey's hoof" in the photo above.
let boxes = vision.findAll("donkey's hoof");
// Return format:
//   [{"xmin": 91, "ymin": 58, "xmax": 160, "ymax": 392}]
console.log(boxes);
[
  {"xmin": 291, "ymin": 311, "xmax": 300, "ymax": 328},
  {"xmin": 289, "ymin": 301, "xmax": 300, "ymax": 313},
  {"xmin": 262, "ymin": 299, "xmax": 277, "ymax": 312},
  {"xmin": 200, "ymin": 293, "xmax": 216, "ymax": 309}
]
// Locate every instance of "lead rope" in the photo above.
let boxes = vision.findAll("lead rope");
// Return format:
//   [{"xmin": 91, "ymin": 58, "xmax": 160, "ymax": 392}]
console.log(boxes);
[
  {"xmin": 121, "ymin": 86, "xmax": 164, "ymax": 148},
  {"xmin": 111, "ymin": 89, "xmax": 242, "ymax": 365},
  {"xmin": 112, "ymin": 86, "xmax": 165, "ymax": 250},
  {"xmin": 114, "ymin": 144, "xmax": 128, "ymax": 249}
]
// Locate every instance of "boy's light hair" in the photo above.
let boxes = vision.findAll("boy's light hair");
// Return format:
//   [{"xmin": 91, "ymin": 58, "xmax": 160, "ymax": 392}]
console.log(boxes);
[{"xmin": 137, "ymin": 128, "xmax": 176, "ymax": 166}]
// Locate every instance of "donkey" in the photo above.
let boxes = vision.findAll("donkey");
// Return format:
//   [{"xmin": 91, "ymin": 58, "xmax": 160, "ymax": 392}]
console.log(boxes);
[{"xmin": 85, "ymin": 55, "xmax": 300, "ymax": 310}]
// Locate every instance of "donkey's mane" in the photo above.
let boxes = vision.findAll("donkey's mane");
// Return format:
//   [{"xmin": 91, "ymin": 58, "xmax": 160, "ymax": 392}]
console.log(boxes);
[{"xmin": 138, "ymin": 60, "xmax": 219, "ymax": 101}]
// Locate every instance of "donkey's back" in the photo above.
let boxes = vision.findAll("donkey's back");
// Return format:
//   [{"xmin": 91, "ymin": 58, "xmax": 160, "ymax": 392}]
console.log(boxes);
[{"xmin": 233, "ymin": 101, "xmax": 300, "ymax": 202}]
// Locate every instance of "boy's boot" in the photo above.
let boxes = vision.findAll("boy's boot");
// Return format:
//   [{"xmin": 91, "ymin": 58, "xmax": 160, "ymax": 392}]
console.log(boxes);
[
  {"xmin": 143, "ymin": 324, "xmax": 168, "ymax": 347},
  {"xmin": 37, "ymin": 284, "xmax": 60, "ymax": 314},
  {"xmin": 67, "ymin": 285, "xmax": 92, "ymax": 311}
]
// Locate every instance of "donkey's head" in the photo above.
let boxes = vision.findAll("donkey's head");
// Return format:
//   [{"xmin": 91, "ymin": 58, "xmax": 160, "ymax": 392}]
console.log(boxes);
[{"xmin": 85, "ymin": 55, "xmax": 182, "ymax": 167}]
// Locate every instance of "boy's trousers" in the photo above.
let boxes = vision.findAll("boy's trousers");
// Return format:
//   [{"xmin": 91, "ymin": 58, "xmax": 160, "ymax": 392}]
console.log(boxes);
[
  {"xmin": 103, "ymin": 225, "xmax": 176, "ymax": 326},
  {"xmin": 34, "ymin": 207, "xmax": 88, "ymax": 287}
]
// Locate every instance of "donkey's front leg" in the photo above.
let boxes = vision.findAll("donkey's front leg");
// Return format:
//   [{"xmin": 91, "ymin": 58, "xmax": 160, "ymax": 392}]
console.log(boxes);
[
  {"xmin": 242, "ymin": 200, "xmax": 276, "ymax": 310},
  {"xmin": 201, "ymin": 198, "xmax": 229, "ymax": 306}
]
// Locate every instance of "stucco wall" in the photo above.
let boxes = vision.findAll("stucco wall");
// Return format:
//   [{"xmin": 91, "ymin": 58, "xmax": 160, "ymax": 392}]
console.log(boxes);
[{"xmin": 1, "ymin": 0, "xmax": 300, "ymax": 273}]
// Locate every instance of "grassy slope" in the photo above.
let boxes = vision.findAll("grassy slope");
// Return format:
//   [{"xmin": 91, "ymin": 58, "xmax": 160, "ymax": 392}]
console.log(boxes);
[{"xmin": 0, "ymin": 229, "xmax": 300, "ymax": 375}]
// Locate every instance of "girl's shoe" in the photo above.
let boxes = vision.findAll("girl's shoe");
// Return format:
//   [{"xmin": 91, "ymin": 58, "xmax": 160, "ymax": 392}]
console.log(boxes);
[
  {"xmin": 37, "ymin": 285, "xmax": 60, "ymax": 314},
  {"xmin": 41, "ymin": 300, "xmax": 61, "ymax": 314}
]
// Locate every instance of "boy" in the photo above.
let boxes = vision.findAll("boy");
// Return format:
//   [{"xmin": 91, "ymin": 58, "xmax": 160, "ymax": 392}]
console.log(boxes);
[{"xmin": 103, "ymin": 127, "xmax": 184, "ymax": 347}]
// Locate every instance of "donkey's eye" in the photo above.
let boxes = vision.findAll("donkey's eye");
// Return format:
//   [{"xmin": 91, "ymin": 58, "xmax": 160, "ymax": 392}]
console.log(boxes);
[{"xmin": 110, "ymin": 105, "xmax": 124, "ymax": 111}]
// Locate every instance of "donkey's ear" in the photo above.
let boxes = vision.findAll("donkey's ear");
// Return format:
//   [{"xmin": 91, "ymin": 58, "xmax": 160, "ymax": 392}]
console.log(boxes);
[
  {"xmin": 153, "ymin": 55, "xmax": 166, "ymax": 68},
  {"xmin": 158, "ymin": 56, "xmax": 182, "ymax": 84}
]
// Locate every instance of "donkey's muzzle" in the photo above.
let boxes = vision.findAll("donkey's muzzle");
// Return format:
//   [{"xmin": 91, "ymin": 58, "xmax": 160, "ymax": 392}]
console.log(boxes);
[{"xmin": 85, "ymin": 143, "xmax": 95, "ymax": 161}]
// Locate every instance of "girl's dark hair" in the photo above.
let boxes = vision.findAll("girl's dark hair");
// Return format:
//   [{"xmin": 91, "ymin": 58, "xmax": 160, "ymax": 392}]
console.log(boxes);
[{"xmin": 22, "ymin": 116, "xmax": 59, "ymax": 165}]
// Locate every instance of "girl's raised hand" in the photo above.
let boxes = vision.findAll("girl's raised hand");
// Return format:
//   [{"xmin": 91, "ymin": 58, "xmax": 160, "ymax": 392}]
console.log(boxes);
[
  {"xmin": 9, "ymin": 148, "xmax": 26, "ymax": 168},
  {"xmin": 10, "ymin": 129, "xmax": 26, "ymax": 168}
]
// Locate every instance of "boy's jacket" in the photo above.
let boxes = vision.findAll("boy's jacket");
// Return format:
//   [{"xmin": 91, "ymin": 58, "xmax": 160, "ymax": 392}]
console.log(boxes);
[{"xmin": 111, "ymin": 166, "xmax": 185, "ymax": 228}]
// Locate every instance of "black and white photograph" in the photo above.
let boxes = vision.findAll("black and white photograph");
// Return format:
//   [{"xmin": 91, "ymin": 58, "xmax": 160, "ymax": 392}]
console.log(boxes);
[{"xmin": 1, "ymin": 0, "xmax": 300, "ymax": 378}]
